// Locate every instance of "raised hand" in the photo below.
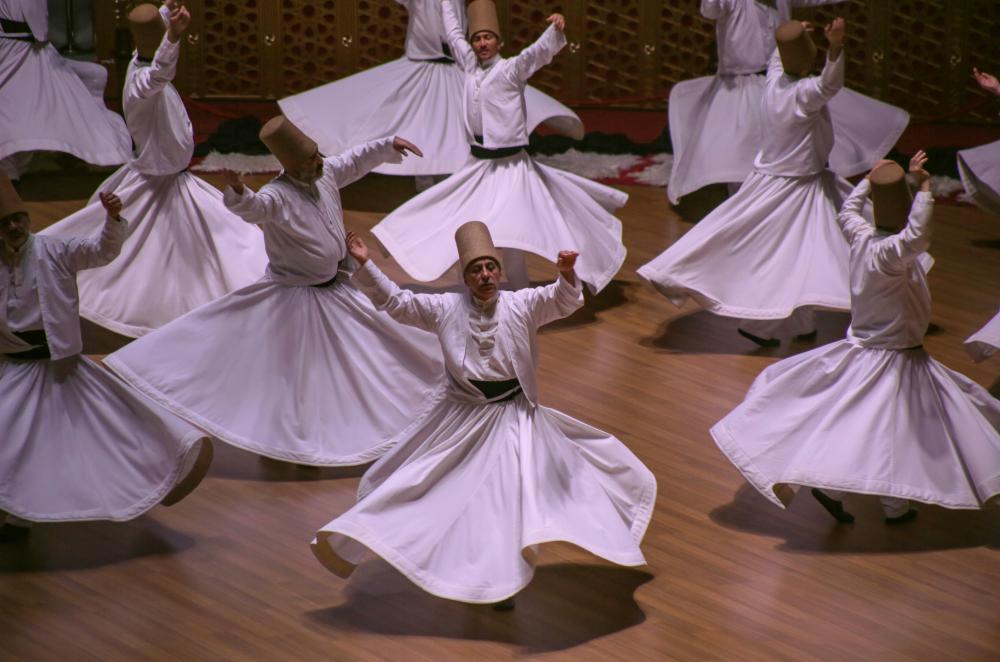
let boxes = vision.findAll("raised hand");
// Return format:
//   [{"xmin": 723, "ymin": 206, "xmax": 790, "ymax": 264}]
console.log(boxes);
[
  {"xmin": 909, "ymin": 149, "xmax": 930, "ymax": 190},
  {"xmin": 346, "ymin": 231, "xmax": 370, "ymax": 264},
  {"xmin": 825, "ymin": 17, "xmax": 845, "ymax": 57},
  {"xmin": 220, "ymin": 169, "xmax": 244, "ymax": 192},
  {"xmin": 973, "ymin": 68, "xmax": 1000, "ymax": 97},
  {"xmin": 393, "ymin": 136, "xmax": 424, "ymax": 158},
  {"xmin": 547, "ymin": 14, "xmax": 566, "ymax": 32},
  {"xmin": 99, "ymin": 191, "xmax": 123, "ymax": 219},
  {"xmin": 167, "ymin": 4, "xmax": 191, "ymax": 42},
  {"xmin": 556, "ymin": 250, "xmax": 578, "ymax": 272}
]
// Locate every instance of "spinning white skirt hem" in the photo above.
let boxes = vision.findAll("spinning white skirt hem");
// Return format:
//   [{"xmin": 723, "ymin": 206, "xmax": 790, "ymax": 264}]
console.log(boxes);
[
  {"xmin": 957, "ymin": 140, "xmax": 1000, "ymax": 215},
  {"xmin": 710, "ymin": 341, "xmax": 1000, "ymax": 511},
  {"xmin": 372, "ymin": 152, "xmax": 628, "ymax": 293},
  {"xmin": 104, "ymin": 277, "xmax": 445, "ymax": 467},
  {"xmin": 966, "ymin": 311, "xmax": 1000, "ymax": 363},
  {"xmin": 312, "ymin": 394, "xmax": 656, "ymax": 604},
  {"xmin": 0, "ymin": 355, "xmax": 211, "ymax": 522},
  {"xmin": 279, "ymin": 57, "xmax": 584, "ymax": 176}
]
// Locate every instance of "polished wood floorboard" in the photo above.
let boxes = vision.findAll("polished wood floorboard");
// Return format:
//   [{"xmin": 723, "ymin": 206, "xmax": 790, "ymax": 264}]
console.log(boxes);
[{"xmin": 3, "ymin": 172, "xmax": 1000, "ymax": 661}]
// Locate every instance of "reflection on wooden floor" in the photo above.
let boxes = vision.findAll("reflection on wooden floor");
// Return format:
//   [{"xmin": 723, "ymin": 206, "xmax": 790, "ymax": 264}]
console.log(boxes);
[{"xmin": 4, "ymin": 172, "xmax": 1000, "ymax": 660}]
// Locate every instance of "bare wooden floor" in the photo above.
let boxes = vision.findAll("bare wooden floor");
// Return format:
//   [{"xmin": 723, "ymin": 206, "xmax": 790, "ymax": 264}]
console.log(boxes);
[{"xmin": 3, "ymin": 173, "xmax": 1000, "ymax": 661}]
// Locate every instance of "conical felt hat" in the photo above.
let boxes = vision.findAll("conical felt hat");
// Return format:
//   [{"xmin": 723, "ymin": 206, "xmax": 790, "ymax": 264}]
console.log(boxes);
[
  {"xmin": 870, "ymin": 162, "xmax": 912, "ymax": 230},
  {"xmin": 0, "ymin": 173, "xmax": 26, "ymax": 221},
  {"xmin": 259, "ymin": 116, "xmax": 318, "ymax": 172},
  {"xmin": 128, "ymin": 3, "xmax": 165, "ymax": 59},
  {"xmin": 455, "ymin": 221, "xmax": 501, "ymax": 273},
  {"xmin": 468, "ymin": 0, "xmax": 501, "ymax": 39},
  {"xmin": 775, "ymin": 20, "xmax": 817, "ymax": 76}
]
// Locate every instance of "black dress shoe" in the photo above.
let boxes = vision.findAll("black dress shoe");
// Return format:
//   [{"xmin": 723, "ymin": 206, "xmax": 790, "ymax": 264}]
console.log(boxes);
[
  {"xmin": 811, "ymin": 488, "xmax": 855, "ymax": 524},
  {"xmin": 0, "ymin": 523, "xmax": 31, "ymax": 543},
  {"xmin": 885, "ymin": 509, "xmax": 918, "ymax": 525},
  {"xmin": 492, "ymin": 597, "xmax": 516, "ymax": 611},
  {"xmin": 738, "ymin": 328, "xmax": 780, "ymax": 347}
]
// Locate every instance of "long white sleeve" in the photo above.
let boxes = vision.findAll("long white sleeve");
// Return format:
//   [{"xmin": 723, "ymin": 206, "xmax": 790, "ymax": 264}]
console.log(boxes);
[
  {"xmin": 796, "ymin": 52, "xmax": 844, "ymax": 115},
  {"xmin": 441, "ymin": 0, "xmax": 477, "ymax": 73},
  {"xmin": 223, "ymin": 185, "xmax": 283, "ymax": 226},
  {"xmin": 62, "ymin": 216, "xmax": 129, "ymax": 272},
  {"xmin": 508, "ymin": 24, "xmax": 566, "ymax": 83},
  {"xmin": 129, "ymin": 33, "xmax": 180, "ymax": 100},
  {"xmin": 836, "ymin": 178, "xmax": 874, "ymax": 246},
  {"xmin": 518, "ymin": 274, "xmax": 584, "ymax": 328},
  {"xmin": 352, "ymin": 260, "xmax": 444, "ymax": 333},
  {"xmin": 326, "ymin": 138, "xmax": 401, "ymax": 189}
]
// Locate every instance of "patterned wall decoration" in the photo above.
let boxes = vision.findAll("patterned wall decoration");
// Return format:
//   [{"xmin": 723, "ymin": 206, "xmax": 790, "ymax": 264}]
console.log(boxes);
[{"xmin": 93, "ymin": 0, "xmax": 1000, "ymax": 124}]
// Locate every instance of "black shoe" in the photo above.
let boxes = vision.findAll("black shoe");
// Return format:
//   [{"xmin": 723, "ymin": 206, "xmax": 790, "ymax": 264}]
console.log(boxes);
[
  {"xmin": 794, "ymin": 330, "xmax": 818, "ymax": 342},
  {"xmin": 738, "ymin": 328, "xmax": 780, "ymax": 347},
  {"xmin": 885, "ymin": 509, "xmax": 918, "ymax": 525},
  {"xmin": 0, "ymin": 523, "xmax": 31, "ymax": 543},
  {"xmin": 811, "ymin": 488, "xmax": 855, "ymax": 524},
  {"xmin": 492, "ymin": 597, "xmax": 516, "ymax": 611}
]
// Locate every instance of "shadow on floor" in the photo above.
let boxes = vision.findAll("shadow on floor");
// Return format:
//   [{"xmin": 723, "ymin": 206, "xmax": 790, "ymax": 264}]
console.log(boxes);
[
  {"xmin": 710, "ymin": 484, "xmax": 1000, "ymax": 555},
  {"xmin": 306, "ymin": 561, "xmax": 652, "ymax": 653}
]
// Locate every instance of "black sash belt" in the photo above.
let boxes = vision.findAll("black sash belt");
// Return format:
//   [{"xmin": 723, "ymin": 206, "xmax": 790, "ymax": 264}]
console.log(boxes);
[
  {"xmin": 4, "ymin": 329, "xmax": 51, "ymax": 360},
  {"xmin": 470, "ymin": 141, "xmax": 527, "ymax": 160},
  {"xmin": 0, "ymin": 18, "xmax": 34, "ymax": 41},
  {"xmin": 310, "ymin": 273, "xmax": 338, "ymax": 288},
  {"xmin": 469, "ymin": 377, "xmax": 522, "ymax": 402}
]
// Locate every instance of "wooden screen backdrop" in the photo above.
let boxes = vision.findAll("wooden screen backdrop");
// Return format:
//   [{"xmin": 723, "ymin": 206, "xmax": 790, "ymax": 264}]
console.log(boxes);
[{"xmin": 95, "ymin": 0, "xmax": 1000, "ymax": 124}]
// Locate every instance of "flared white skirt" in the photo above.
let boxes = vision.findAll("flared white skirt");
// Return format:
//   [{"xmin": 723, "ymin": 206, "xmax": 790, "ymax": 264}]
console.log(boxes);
[
  {"xmin": 0, "ymin": 355, "xmax": 210, "ymax": 522},
  {"xmin": 966, "ymin": 311, "xmax": 1000, "ymax": 363},
  {"xmin": 957, "ymin": 139, "xmax": 1000, "ymax": 215},
  {"xmin": 666, "ymin": 74, "xmax": 909, "ymax": 203},
  {"xmin": 711, "ymin": 341, "xmax": 1000, "ymax": 510},
  {"xmin": 40, "ymin": 167, "xmax": 269, "ymax": 337},
  {"xmin": 279, "ymin": 57, "xmax": 584, "ymax": 176},
  {"xmin": 105, "ymin": 277, "xmax": 445, "ymax": 466},
  {"xmin": 0, "ymin": 38, "xmax": 130, "ymax": 165},
  {"xmin": 312, "ymin": 393, "xmax": 656, "ymax": 603},
  {"xmin": 372, "ymin": 152, "xmax": 628, "ymax": 292},
  {"xmin": 637, "ymin": 169, "xmax": 853, "ymax": 319}
]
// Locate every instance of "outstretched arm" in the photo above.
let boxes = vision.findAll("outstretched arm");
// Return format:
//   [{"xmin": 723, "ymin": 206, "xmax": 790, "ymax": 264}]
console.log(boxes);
[
  {"xmin": 872, "ymin": 151, "xmax": 934, "ymax": 272},
  {"xmin": 517, "ymin": 250, "xmax": 584, "ymax": 328},
  {"xmin": 325, "ymin": 137, "xmax": 418, "ymax": 188},
  {"xmin": 700, "ymin": 1, "xmax": 734, "ymax": 21},
  {"xmin": 220, "ymin": 171, "xmax": 283, "ymax": 226},
  {"xmin": 797, "ymin": 18, "xmax": 845, "ymax": 114},
  {"xmin": 441, "ymin": 0, "xmax": 477, "ymax": 72},
  {"xmin": 508, "ymin": 14, "xmax": 567, "ymax": 83},
  {"xmin": 347, "ymin": 232, "xmax": 443, "ymax": 332},
  {"xmin": 130, "ymin": 5, "xmax": 190, "ymax": 99},
  {"xmin": 63, "ymin": 192, "xmax": 129, "ymax": 271}
]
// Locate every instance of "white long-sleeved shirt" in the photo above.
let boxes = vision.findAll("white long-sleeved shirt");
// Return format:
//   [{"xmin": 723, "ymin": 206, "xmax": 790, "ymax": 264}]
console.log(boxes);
[
  {"xmin": 702, "ymin": 0, "xmax": 845, "ymax": 75},
  {"xmin": 352, "ymin": 259, "xmax": 583, "ymax": 404},
  {"xmin": 441, "ymin": 0, "xmax": 566, "ymax": 148},
  {"xmin": 0, "ymin": 0, "xmax": 48, "ymax": 40},
  {"xmin": 0, "ymin": 217, "xmax": 127, "ymax": 358},
  {"xmin": 123, "ymin": 9, "xmax": 194, "ymax": 176},
  {"xmin": 397, "ymin": 0, "xmax": 467, "ymax": 60},
  {"xmin": 223, "ymin": 138, "xmax": 400, "ymax": 287},
  {"xmin": 837, "ymin": 178, "xmax": 934, "ymax": 349},
  {"xmin": 3, "ymin": 235, "xmax": 42, "ymax": 332},
  {"xmin": 753, "ymin": 47, "xmax": 843, "ymax": 176}
]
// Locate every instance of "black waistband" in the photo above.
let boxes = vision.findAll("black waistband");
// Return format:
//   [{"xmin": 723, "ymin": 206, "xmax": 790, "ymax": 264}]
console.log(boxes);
[
  {"xmin": 310, "ymin": 272, "xmax": 339, "ymax": 288},
  {"xmin": 4, "ymin": 329, "xmax": 51, "ymax": 360},
  {"xmin": 469, "ymin": 377, "xmax": 522, "ymax": 402},
  {"xmin": 470, "ymin": 139, "xmax": 527, "ymax": 160},
  {"xmin": 0, "ymin": 18, "xmax": 33, "ymax": 40}
]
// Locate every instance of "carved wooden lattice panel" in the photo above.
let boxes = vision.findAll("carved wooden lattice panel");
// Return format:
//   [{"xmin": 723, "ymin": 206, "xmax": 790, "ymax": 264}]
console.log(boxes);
[
  {"xmin": 656, "ymin": 4, "xmax": 714, "ymax": 93},
  {"xmin": 580, "ymin": 0, "xmax": 642, "ymax": 102},
  {"xmin": 356, "ymin": 0, "xmax": 408, "ymax": 70},
  {"xmin": 884, "ymin": 0, "xmax": 950, "ymax": 115},
  {"xmin": 278, "ymin": 0, "xmax": 339, "ymax": 94},
  {"xmin": 964, "ymin": 0, "xmax": 1000, "ymax": 123},
  {"xmin": 201, "ymin": 0, "xmax": 263, "ymax": 97}
]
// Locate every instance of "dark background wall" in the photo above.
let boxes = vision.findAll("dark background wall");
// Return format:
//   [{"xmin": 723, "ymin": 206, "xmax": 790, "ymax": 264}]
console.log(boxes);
[{"xmin": 91, "ymin": 1, "xmax": 1000, "ymax": 124}]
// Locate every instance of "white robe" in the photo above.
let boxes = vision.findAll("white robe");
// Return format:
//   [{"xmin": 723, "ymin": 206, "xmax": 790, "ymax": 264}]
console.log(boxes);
[
  {"xmin": 638, "ymin": 51, "xmax": 856, "ymax": 322},
  {"xmin": 667, "ymin": 0, "xmax": 908, "ymax": 203},
  {"xmin": 711, "ymin": 182, "xmax": 1000, "ymax": 511},
  {"xmin": 104, "ymin": 140, "xmax": 446, "ymax": 466},
  {"xmin": 312, "ymin": 261, "xmax": 656, "ymax": 603},
  {"xmin": 39, "ymin": 29, "xmax": 268, "ymax": 338},
  {"xmin": 966, "ymin": 311, "xmax": 1000, "ymax": 363},
  {"xmin": 957, "ymin": 138, "xmax": 1000, "ymax": 215},
  {"xmin": 371, "ymin": 4, "xmax": 627, "ymax": 293},
  {"xmin": 0, "ymin": 0, "xmax": 131, "ymax": 167},
  {"xmin": 0, "ymin": 222, "xmax": 211, "ymax": 523},
  {"xmin": 277, "ymin": 0, "xmax": 582, "ymax": 176}
]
